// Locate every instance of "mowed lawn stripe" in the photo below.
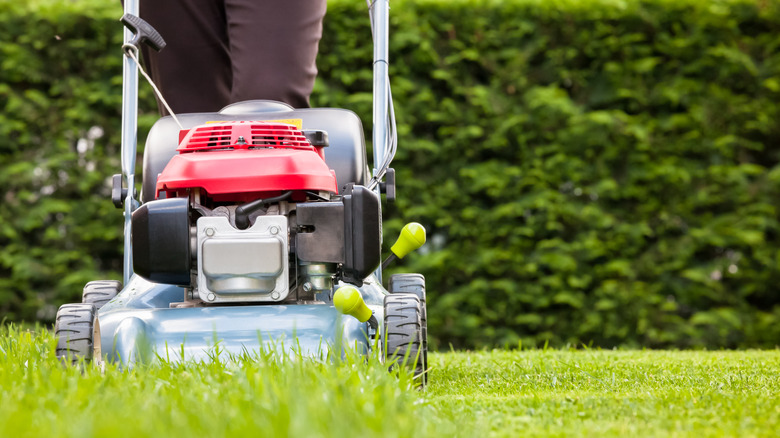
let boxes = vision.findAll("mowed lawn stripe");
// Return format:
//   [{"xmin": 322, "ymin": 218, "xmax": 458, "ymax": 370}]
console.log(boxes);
[{"xmin": 427, "ymin": 349, "xmax": 780, "ymax": 437}]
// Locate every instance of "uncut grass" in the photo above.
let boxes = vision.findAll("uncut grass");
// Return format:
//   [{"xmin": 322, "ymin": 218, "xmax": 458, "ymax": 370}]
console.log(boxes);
[
  {"xmin": 5, "ymin": 326, "xmax": 780, "ymax": 437},
  {"xmin": 427, "ymin": 349, "xmax": 780, "ymax": 437},
  {"xmin": 0, "ymin": 325, "xmax": 461, "ymax": 438}
]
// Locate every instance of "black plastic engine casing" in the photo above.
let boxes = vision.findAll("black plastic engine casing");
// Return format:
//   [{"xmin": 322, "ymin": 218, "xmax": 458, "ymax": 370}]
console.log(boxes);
[
  {"xmin": 342, "ymin": 185, "xmax": 382, "ymax": 284},
  {"xmin": 132, "ymin": 198, "xmax": 191, "ymax": 286},
  {"xmin": 295, "ymin": 185, "xmax": 381, "ymax": 286}
]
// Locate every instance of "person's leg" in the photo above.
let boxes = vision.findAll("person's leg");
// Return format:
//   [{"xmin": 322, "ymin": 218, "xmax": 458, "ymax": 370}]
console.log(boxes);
[
  {"xmin": 225, "ymin": 0, "xmax": 327, "ymax": 108},
  {"xmin": 139, "ymin": 0, "xmax": 232, "ymax": 115}
]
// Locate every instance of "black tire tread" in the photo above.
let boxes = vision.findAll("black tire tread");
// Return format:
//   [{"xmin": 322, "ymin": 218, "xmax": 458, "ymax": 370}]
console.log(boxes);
[
  {"xmin": 388, "ymin": 274, "xmax": 428, "ymax": 380},
  {"xmin": 54, "ymin": 303, "xmax": 98, "ymax": 365},
  {"xmin": 82, "ymin": 280, "xmax": 121, "ymax": 310},
  {"xmin": 384, "ymin": 293, "xmax": 425, "ymax": 382}
]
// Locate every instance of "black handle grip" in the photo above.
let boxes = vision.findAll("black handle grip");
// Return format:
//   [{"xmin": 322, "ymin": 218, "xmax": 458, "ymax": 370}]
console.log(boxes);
[{"xmin": 120, "ymin": 14, "xmax": 166, "ymax": 52}]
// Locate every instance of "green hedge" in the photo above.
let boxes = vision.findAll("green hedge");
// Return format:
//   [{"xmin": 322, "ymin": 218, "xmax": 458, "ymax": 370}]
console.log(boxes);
[{"xmin": 1, "ymin": 0, "xmax": 779, "ymax": 349}]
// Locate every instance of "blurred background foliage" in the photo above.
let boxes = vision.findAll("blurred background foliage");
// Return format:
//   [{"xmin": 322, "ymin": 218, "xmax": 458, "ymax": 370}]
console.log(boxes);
[{"xmin": 1, "ymin": 0, "xmax": 779, "ymax": 349}]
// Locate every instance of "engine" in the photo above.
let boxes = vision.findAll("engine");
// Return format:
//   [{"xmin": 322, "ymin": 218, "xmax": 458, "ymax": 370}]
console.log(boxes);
[{"xmin": 131, "ymin": 121, "xmax": 381, "ymax": 305}]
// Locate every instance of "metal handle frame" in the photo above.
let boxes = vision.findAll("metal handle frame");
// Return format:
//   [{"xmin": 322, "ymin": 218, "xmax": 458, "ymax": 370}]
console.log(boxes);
[
  {"xmin": 370, "ymin": 0, "xmax": 395, "ymax": 283},
  {"xmin": 371, "ymin": 0, "xmax": 390, "ymax": 184},
  {"xmin": 120, "ymin": 0, "xmax": 140, "ymax": 285}
]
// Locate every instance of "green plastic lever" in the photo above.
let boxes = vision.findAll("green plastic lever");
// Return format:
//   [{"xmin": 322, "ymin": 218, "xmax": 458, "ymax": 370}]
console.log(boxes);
[
  {"xmin": 390, "ymin": 222, "xmax": 427, "ymax": 259},
  {"xmin": 333, "ymin": 286, "xmax": 372, "ymax": 323}
]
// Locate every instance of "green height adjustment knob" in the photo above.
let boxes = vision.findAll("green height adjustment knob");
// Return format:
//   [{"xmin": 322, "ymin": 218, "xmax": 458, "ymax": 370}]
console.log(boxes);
[
  {"xmin": 390, "ymin": 222, "xmax": 427, "ymax": 259},
  {"xmin": 333, "ymin": 286, "xmax": 372, "ymax": 323}
]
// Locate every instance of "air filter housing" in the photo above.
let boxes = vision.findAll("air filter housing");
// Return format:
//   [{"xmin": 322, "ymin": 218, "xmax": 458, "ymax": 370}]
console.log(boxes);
[{"xmin": 132, "ymin": 197, "xmax": 191, "ymax": 286}]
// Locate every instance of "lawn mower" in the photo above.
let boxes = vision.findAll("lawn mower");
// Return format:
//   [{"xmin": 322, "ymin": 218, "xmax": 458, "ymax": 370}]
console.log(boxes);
[{"xmin": 53, "ymin": 0, "xmax": 429, "ymax": 379}]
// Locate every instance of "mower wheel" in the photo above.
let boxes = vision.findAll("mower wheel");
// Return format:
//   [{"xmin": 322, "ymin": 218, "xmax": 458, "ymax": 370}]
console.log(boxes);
[
  {"xmin": 82, "ymin": 280, "xmax": 121, "ymax": 310},
  {"xmin": 54, "ymin": 303, "xmax": 101, "ymax": 365},
  {"xmin": 388, "ymin": 274, "xmax": 428, "ymax": 374},
  {"xmin": 384, "ymin": 293, "xmax": 425, "ymax": 384}
]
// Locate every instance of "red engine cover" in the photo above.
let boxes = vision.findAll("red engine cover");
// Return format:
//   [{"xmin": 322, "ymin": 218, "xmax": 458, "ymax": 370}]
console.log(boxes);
[{"xmin": 156, "ymin": 121, "xmax": 338, "ymax": 201}]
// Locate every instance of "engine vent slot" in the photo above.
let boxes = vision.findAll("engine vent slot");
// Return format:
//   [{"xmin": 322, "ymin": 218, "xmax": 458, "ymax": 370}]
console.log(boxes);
[
  {"xmin": 178, "ymin": 121, "xmax": 315, "ymax": 153},
  {"xmin": 182, "ymin": 125, "xmax": 234, "ymax": 151},
  {"xmin": 250, "ymin": 124, "xmax": 310, "ymax": 149}
]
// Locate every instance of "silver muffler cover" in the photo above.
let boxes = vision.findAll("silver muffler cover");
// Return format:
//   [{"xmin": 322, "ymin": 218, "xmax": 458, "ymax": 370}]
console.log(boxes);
[{"xmin": 197, "ymin": 215, "xmax": 289, "ymax": 303}]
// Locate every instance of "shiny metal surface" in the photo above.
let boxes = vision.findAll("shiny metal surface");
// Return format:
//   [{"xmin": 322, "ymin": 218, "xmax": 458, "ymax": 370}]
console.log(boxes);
[
  {"xmin": 101, "ymin": 275, "xmax": 183, "ymax": 311},
  {"xmin": 369, "ymin": 0, "xmax": 391, "ymax": 284},
  {"xmin": 100, "ymin": 302, "xmax": 370, "ymax": 366},
  {"xmin": 197, "ymin": 216, "xmax": 289, "ymax": 303},
  {"xmin": 98, "ymin": 274, "xmax": 386, "ymax": 365},
  {"xmin": 300, "ymin": 263, "xmax": 336, "ymax": 292},
  {"xmin": 371, "ymin": 0, "xmax": 389, "ymax": 175},
  {"xmin": 121, "ymin": 0, "xmax": 140, "ymax": 286}
]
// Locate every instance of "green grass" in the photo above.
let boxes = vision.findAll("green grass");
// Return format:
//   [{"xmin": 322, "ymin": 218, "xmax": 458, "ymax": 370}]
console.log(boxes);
[
  {"xmin": 1, "ymin": 326, "xmax": 778, "ymax": 437},
  {"xmin": 430, "ymin": 349, "xmax": 780, "ymax": 437}
]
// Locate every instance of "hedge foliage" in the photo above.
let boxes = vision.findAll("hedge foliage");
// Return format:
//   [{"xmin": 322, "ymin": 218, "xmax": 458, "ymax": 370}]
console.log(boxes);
[{"xmin": 1, "ymin": 0, "xmax": 779, "ymax": 349}]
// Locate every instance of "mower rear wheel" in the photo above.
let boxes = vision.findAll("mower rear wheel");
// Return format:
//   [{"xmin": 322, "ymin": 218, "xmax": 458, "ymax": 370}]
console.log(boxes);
[
  {"xmin": 388, "ymin": 274, "xmax": 428, "ymax": 375},
  {"xmin": 54, "ymin": 303, "xmax": 101, "ymax": 365},
  {"xmin": 82, "ymin": 280, "xmax": 121, "ymax": 310},
  {"xmin": 384, "ymin": 293, "xmax": 425, "ymax": 384}
]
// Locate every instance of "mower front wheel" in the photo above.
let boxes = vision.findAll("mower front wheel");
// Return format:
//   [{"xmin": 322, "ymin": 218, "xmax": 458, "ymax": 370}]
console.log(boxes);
[
  {"xmin": 384, "ymin": 293, "xmax": 426, "ymax": 384},
  {"xmin": 82, "ymin": 280, "xmax": 121, "ymax": 310},
  {"xmin": 54, "ymin": 303, "xmax": 102, "ymax": 365}
]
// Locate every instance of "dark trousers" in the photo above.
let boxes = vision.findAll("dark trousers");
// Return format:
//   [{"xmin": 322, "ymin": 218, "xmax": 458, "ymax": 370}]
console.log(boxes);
[{"xmin": 139, "ymin": 0, "xmax": 327, "ymax": 115}]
